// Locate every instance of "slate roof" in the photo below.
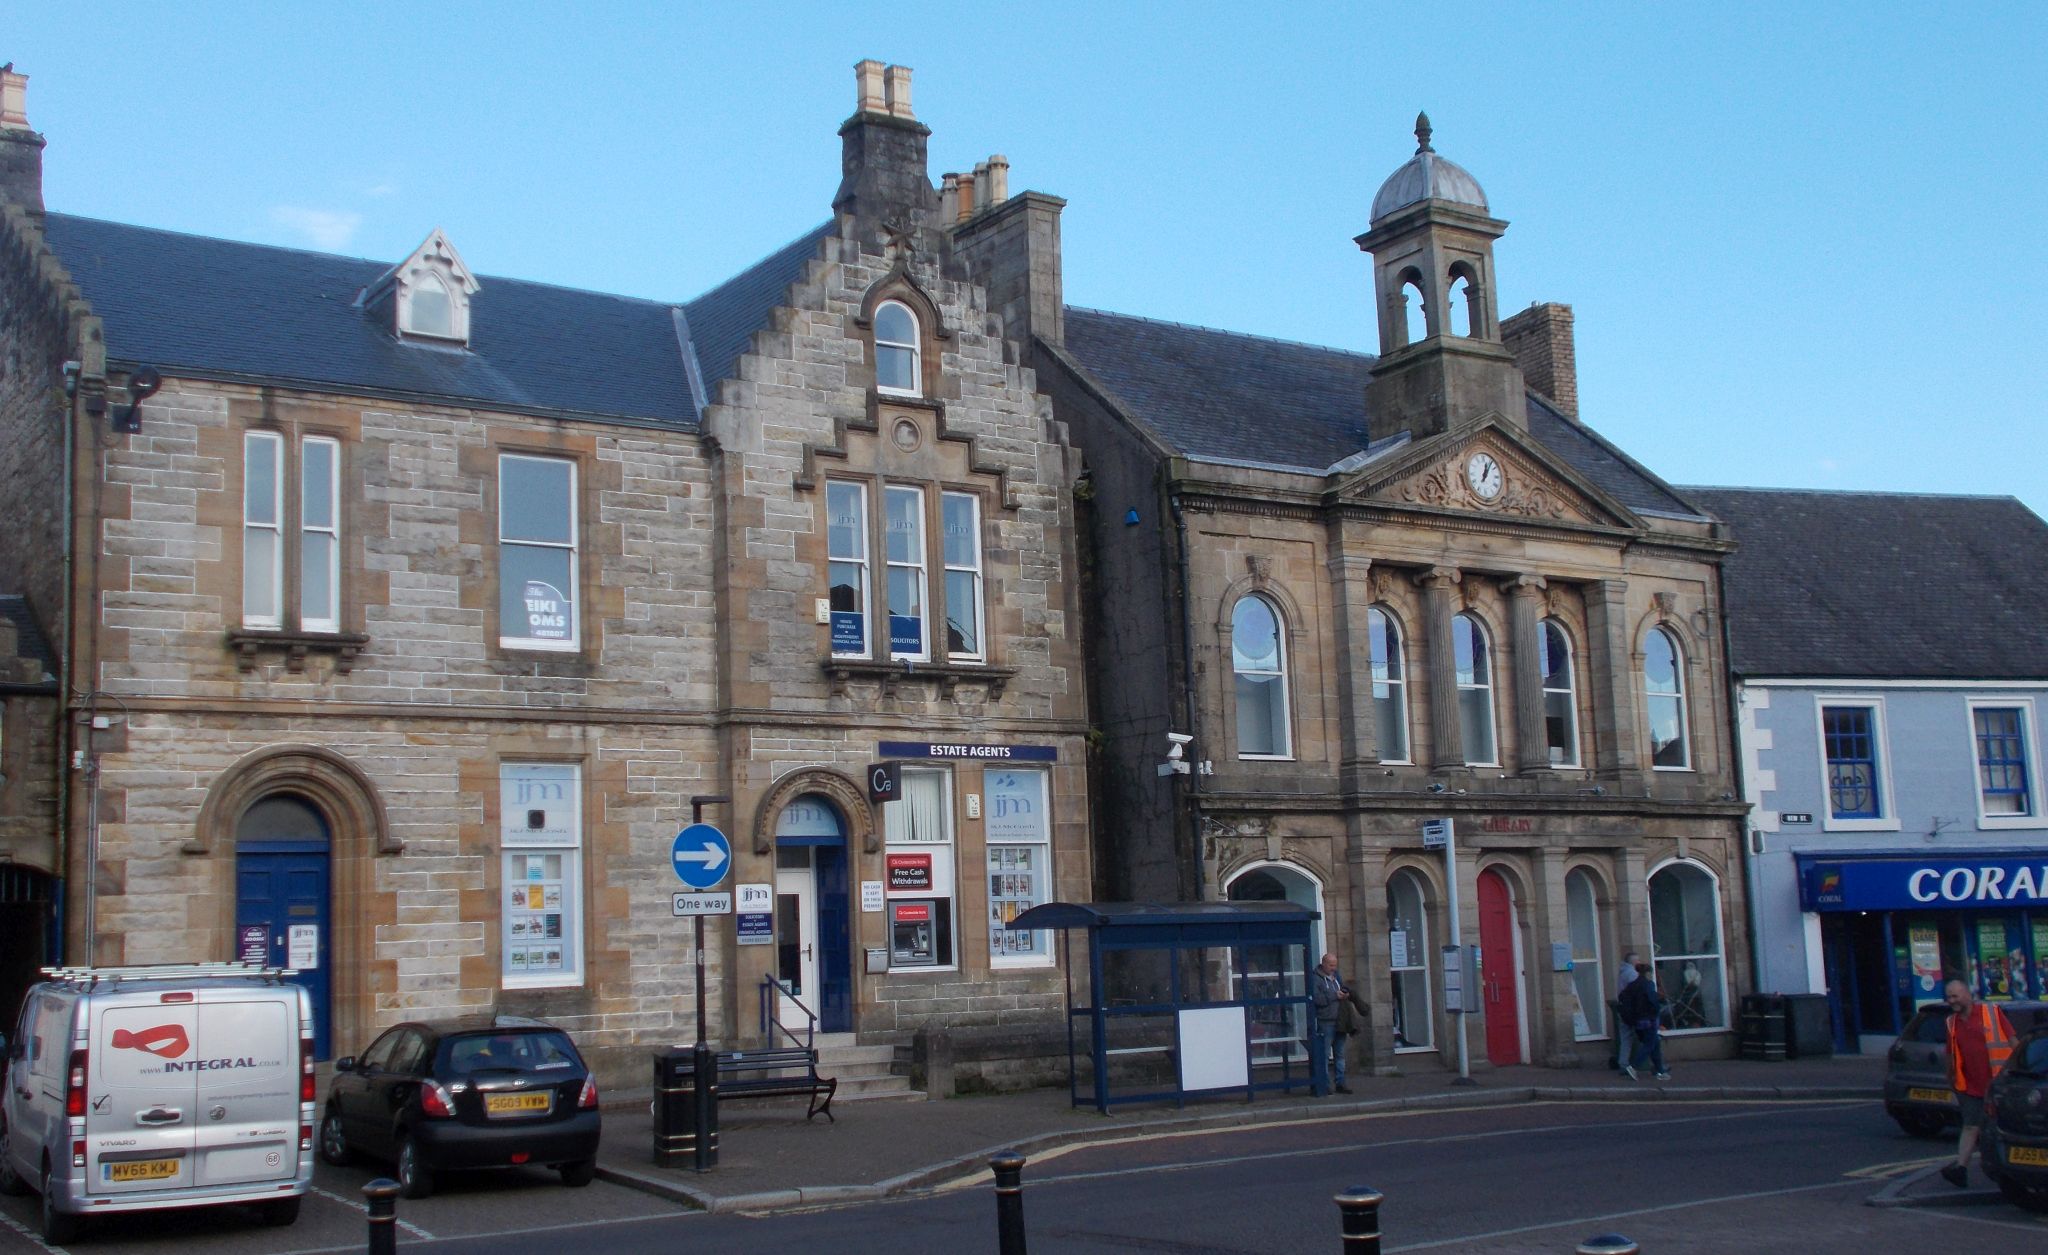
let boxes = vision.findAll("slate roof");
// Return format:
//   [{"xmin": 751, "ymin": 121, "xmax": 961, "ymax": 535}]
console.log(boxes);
[
  {"xmin": 1059, "ymin": 306, "xmax": 1704, "ymax": 519},
  {"xmin": 0, "ymin": 596, "xmax": 57, "ymax": 688},
  {"xmin": 1685, "ymin": 488, "xmax": 2048, "ymax": 680},
  {"xmin": 681, "ymin": 222, "xmax": 834, "ymax": 409},
  {"xmin": 42, "ymin": 214, "xmax": 700, "ymax": 426}
]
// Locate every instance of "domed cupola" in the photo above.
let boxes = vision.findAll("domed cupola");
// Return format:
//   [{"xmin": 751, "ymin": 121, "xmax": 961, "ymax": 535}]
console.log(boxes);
[{"xmin": 1370, "ymin": 112, "xmax": 1488, "ymax": 221}]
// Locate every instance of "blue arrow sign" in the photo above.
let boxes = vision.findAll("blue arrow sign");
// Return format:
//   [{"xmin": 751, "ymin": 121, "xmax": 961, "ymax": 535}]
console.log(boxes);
[{"xmin": 671, "ymin": 823, "xmax": 731, "ymax": 890}]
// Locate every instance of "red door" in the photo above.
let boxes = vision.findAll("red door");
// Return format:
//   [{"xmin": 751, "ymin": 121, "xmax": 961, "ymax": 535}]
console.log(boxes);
[{"xmin": 1477, "ymin": 870, "xmax": 1522, "ymax": 1066}]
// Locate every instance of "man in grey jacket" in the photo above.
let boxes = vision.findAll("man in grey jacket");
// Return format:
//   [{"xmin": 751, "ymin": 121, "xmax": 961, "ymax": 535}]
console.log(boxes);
[{"xmin": 1310, "ymin": 953, "xmax": 1353, "ymax": 1095}]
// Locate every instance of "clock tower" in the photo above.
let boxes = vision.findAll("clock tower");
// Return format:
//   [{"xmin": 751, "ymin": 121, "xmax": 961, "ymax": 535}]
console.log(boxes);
[{"xmin": 1357, "ymin": 114, "xmax": 1528, "ymax": 442}]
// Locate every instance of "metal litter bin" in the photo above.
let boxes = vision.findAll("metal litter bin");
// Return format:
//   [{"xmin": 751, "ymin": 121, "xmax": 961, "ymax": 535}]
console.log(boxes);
[
  {"xmin": 1739, "ymin": 993, "xmax": 1788, "ymax": 1061},
  {"xmin": 653, "ymin": 1047, "xmax": 719, "ymax": 1168}
]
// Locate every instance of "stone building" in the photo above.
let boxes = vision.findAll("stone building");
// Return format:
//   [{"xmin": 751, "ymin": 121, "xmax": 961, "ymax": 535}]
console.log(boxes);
[
  {"xmin": 1034, "ymin": 117, "xmax": 1751, "ymax": 1071},
  {"xmin": 0, "ymin": 62, "xmax": 1090, "ymax": 1089}
]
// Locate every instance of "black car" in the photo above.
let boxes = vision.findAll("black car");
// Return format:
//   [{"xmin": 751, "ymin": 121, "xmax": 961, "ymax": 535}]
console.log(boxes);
[
  {"xmin": 1883, "ymin": 1001, "xmax": 2048, "ymax": 1138},
  {"xmin": 319, "ymin": 1018, "xmax": 601, "ymax": 1198},
  {"xmin": 1984, "ymin": 1028, "xmax": 2048, "ymax": 1211}
]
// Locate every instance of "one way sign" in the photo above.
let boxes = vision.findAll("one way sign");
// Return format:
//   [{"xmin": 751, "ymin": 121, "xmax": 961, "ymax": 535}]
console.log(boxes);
[{"xmin": 670, "ymin": 823, "xmax": 731, "ymax": 890}]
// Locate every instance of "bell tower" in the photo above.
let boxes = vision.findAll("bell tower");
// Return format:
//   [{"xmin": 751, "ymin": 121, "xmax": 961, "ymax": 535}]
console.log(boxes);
[{"xmin": 1356, "ymin": 113, "xmax": 1526, "ymax": 441}]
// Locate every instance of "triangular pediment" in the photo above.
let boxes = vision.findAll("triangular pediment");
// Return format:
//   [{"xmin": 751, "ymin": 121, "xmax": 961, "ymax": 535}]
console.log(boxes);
[{"xmin": 1334, "ymin": 415, "xmax": 1642, "ymax": 529}]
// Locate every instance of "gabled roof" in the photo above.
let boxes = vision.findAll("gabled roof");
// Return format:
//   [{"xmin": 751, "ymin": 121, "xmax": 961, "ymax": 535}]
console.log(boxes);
[
  {"xmin": 682, "ymin": 222, "xmax": 834, "ymax": 407},
  {"xmin": 1685, "ymin": 487, "xmax": 2048, "ymax": 681},
  {"xmin": 1058, "ymin": 306, "xmax": 1705, "ymax": 519},
  {"xmin": 42, "ymin": 214, "xmax": 699, "ymax": 427}
]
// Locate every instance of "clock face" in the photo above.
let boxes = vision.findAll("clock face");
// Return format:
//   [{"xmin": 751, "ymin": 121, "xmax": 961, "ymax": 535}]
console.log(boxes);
[{"xmin": 1466, "ymin": 452, "xmax": 1504, "ymax": 501}]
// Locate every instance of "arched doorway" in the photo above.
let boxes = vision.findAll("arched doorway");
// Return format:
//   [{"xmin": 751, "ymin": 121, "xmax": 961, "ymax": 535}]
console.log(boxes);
[
  {"xmin": 1477, "ymin": 868, "xmax": 1524, "ymax": 1066},
  {"xmin": 1226, "ymin": 863, "xmax": 1324, "ymax": 1066},
  {"xmin": 235, "ymin": 794, "xmax": 333, "ymax": 1057},
  {"xmin": 774, "ymin": 795, "xmax": 852, "ymax": 1035}
]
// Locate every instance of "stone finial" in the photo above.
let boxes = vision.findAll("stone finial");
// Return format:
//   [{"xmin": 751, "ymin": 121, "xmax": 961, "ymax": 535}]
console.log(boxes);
[
  {"xmin": 855, "ymin": 59, "xmax": 888, "ymax": 113},
  {"xmin": 884, "ymin": 64, "xmax": 915, "ymax": 120},
  {"xmin": 1414, "ymin": 111, "xmax": 1433, "ymax": 154},
  {"xmin": 1, "ymin": 66, "xmax": 28, "ymax": 130}
]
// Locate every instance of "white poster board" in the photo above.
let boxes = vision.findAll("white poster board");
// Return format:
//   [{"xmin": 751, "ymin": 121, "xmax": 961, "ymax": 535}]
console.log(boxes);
[{"xmin": 1176, "ymin": 1005, "xmax": 1249, "ymax": 1092}]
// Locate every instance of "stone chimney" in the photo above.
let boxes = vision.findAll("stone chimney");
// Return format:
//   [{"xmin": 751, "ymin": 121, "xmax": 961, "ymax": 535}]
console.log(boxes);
[
  {"xmin": 0, "ymin": 65, "xmax": 46, "ymax": 217},
  {"xmin": 833, "ymin": 60, "xmax": 936, "ymax": 229},
  {"xmin": 1500, "ymin": 302, "xmax": 1578, "ymax": 419}
]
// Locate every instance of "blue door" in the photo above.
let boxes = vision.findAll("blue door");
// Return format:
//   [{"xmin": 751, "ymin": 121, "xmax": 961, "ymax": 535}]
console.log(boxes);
[
  {"xmin": 816, "ymin": 844, "xmax": 852, "ymax": 1033},
  {"xmin": 236, "ymin": 849, "xmax": 333, "ymax": 1058}
]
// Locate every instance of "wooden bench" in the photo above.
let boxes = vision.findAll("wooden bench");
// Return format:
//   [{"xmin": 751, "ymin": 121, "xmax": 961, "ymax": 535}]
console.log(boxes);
[{"xmin": 715, "ymin": 1047, "xmax": 837, "ymax": 1122}]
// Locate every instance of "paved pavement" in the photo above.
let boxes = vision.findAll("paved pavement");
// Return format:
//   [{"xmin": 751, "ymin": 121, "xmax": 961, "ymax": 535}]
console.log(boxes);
[{"xmin": 591, "ymin": 1053, "xmax": 1887, "ymax": 1213}]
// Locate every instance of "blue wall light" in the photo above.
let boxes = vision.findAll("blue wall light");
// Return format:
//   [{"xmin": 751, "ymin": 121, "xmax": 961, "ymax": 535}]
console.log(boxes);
[{"xmin": 1124, "ymin": 508, "xmax": 1140, "ymax": 526}]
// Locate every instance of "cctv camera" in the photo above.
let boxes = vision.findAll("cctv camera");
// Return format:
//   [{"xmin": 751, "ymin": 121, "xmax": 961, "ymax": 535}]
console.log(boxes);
[
  {"xmin": 1165, "ymin": 732, "xmax": 1193, "ymax": 745},
  {"xmin": 128, "ymin": 366, "xmax": 162, "ymax": 401}
]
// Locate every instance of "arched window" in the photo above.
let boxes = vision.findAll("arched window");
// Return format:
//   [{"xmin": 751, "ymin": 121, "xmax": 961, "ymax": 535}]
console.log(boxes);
[
  {"xmin": 236, "ymin": 794, "xmax": 331, "ymax": 846},
  {"xmin": 1453, "ymin": 613, "xmax": 1496, "ymax": 765},
  {"xmin": 1648, "ymin": 861, "xmax": 1727, "ymax": 1030},
  {"xmin": 1228, "ymin": 863, "xmax": 1324, "ymax": 1065},
  {"xmin": 405, "ymin": 272, "xmax": 454, "ymax": 339},
  {"xmin": 874, "ymin": 300, "xmax": 921, "ymax": 396},
  {"xmin": 1401, "ymin": 275, "xmax": 1428, "ymax": 345},
  {"xmin": 1565, "ymin": 868, "xmax": 1605, "ymax": 1038},
  {"xmin": 1387, "ymin": 869, "xmax": 1433, "ymax": 1050},
  {"xmin": 1232, "ymin": 595, "xmax": 1291, "ymax": 758},
  {"xmin": 1644, "ymin": 627, "xmax": 1690, "ymax": 769},
  {"xmin": 1369, "ymin": 606, "xmax": 1408, "ymax": 763},
  {"xmin": 1449, "ymin": 271, "xmax": 1476, "ymax": 338},
  {"xmin": 1541, "ymin": 619, "xmax": 1579, "ymax": 767}
]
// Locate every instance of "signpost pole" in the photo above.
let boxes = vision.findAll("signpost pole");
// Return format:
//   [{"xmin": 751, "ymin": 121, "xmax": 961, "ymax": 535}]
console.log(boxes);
[
  {"xmin": 687, "ymin": 794, "xmax": 729, "ymax": 1173},
  {"xmin": 1429, "ymin": 817, "xmax": 1473, "ymax": 1086}
]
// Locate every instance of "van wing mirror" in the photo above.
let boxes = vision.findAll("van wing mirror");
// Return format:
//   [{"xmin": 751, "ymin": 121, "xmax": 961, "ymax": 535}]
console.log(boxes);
[{"xmin": 334, "ymin": 1056, "xmax": 356, "ymax": 1073}]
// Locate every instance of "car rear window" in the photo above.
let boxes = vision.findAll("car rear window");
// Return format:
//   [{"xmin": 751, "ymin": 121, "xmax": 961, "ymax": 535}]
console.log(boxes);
[
  {"xmin": 441, "ymin": 1030, "xmax": 583, "ymax": 1075},
  {"xmin": 2015, "ymin": 1035, "xmax": 2048, "ymax": 1077},
  {"xmin": 1904, "ymin": 1009, "xmax": 1950, "ymax": 1044}
]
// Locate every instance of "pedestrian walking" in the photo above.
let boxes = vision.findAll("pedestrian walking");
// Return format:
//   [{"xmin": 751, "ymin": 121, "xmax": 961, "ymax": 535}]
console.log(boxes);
[
  {"xmin": 1612, "ymin": 950, "xmax": 1641, "ymax": 1070},
  {"xmin": 1939, "ymin": 977, "xmax": 2016, "ymax": 1188},
  {"xmin": 1310, "ymin": 952, "xmax": 1354, "ymax": 1095},
  {"xmin": 1617, "ymin": 962, "xmax": 1670, "ymax": 1081}
]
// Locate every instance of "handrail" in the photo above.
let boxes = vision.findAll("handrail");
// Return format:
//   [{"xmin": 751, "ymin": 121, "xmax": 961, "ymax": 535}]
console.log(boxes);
[{"xmin": 758, "ymin": 976, "xmax": 819, "ymax": 1052}]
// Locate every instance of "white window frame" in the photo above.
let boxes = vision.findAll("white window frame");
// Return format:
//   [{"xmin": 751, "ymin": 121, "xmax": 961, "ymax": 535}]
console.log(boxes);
[
  {"xmin": 940, "ymin": 490, "xmax": 985, "ymax": 663},
  {"xmin": 1454, "ymin": 613, "xmax": 1499, "ymax": 767},
  {"xmin": 1386, "ymin": 867, "xmax": 1434, "ymax": 1052},
  {"xmin": 826, "ymin": 480, "xmax": 870, "ymax": 658},
  {"xmin": 242, "ymin": 432, "xmax": 285, "ymax": 629},
  {"xmin": 984, "ymin": 767, "xmax": 1053, "ymax": 969},
  {"xmin": 1369, "ymin": 606, "xmax": 1411, "ymax": 765},
  {"xmin": 884, "ymin": 484, "xmax": 930, "ymax": 662},
  {"xmin": 499, "ymin": 761, "xmax": 585, "ymax": 991},
  {"xmin": 1966, "ymin": 697, "xmax": 2040, "ymax": 829},
  {"xmin": 1565, "ymin": 867, "xmax": 1606, "ymax": 1040},
  {"xmin": 883, "ymin": 766, "xmax": 957, "ymax": 972},
  {"xmin": 874, "ymin": 299, "xmax": 922, "ymax": 397},
  {"xmin": 1645, "ymin": 857, "xmax": 1730, "ymax": 1035},
  {"xmin": 299, "ymin": 436, "xmax": 341, "ymax": 633},
  {"xmin": 1644, "ymin": 626, "xmax": 1692, "ymax": 772},
  {"xmin": 403, "ymin": 271, "xmax": 457, "ymax": 340},
  {"xmin": 498, "ymin": 453, "xmax": 581, "ymax": 652},
  {"xmin": 1232, "ymin": 594, "xmax": 1293, "ymax": 760},
  {"xmin": 1541, "ymin": 619, "xmax": 1581, "ymax": 768},
  {"xmin": 1814, "ymin": 695, "xmax": 1898, "ymax": 831}
]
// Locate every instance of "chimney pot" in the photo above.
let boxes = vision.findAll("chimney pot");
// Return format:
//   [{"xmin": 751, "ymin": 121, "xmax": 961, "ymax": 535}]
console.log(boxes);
[
  {"xmin": 884, "ymin": 65, "xmax": 915, "ymax": 120},
  {"xmin": 854, "ymin": 59, "xmax": 887, "ymax": 114},
  {"xmin": 0, "ymin": 68, "xmax": 29, "ymax": 130},
  {"xmin": 987, "ymin": 154, "xmax": 1009, "ymax": 204},
  {"xmin": 955, "ymin": 172, "xmax": 975, "ymax": 222},
  {"xmin": 972, "ymin": 161, "xmax": 991, "ymax": 211}
]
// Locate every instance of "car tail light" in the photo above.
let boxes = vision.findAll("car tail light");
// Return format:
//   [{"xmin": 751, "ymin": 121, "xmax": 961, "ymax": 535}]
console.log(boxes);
[
  {"xmin": 578, "ymin": 1076, "xmax": 599, "ymax": 1110},
  {"xmin": 419, "ymin": 1081, "xmax": 456, "ymax": 1118},
  {"xmin": 65, "ymin": 1049, "xmax": 88, "ymax": 1117},
  {"xmin": 300, "ymin": 1123, "xmax": 313, "ymax": 1151},
  {"xmin": 300, "ymin": 1034, "xmax": 316, "ymax": 1102},
  {"xmin": 71, "ymin": 1139, "xmax": 85, "ymax": 1169}
]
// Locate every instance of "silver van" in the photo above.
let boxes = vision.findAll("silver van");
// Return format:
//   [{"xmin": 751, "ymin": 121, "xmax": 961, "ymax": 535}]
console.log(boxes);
[{"xmin": 0, "ymin": 964, "xmax": 315, "ymax": 1243}]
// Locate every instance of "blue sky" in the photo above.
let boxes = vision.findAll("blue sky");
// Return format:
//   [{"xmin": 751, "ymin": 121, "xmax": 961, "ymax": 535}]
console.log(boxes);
[{"xmin": 10, "ymin": 3, "xmax": 2045, "ymax": 512}]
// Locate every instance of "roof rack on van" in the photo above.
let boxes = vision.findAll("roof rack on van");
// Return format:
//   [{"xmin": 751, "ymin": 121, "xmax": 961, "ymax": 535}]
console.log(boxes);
[{"xmin": 39, "ymin": 963, "xmax": 301, "ymax": 987}]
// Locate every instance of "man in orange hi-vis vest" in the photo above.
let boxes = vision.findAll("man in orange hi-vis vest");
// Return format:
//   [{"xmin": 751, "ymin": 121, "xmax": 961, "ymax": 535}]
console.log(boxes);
[{"xmin": 1940, "ymin": 977, "xmax": 2016, "ymax": 1187}]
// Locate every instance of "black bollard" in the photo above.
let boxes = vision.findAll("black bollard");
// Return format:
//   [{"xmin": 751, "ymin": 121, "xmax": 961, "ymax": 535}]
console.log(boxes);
[
  {"xmin": 1576, "ymin": 1237, "xmax": 1639, "ymax": 1255},
  {"xmin": 362, "ymin": 1178, "xmax": 400, "ymax": 1255},
  {"xmin": 1334, "ymin": 1185, "xmax": 1385, "ymax": 1253},
  {"xmin": 991, "ymin": 1151, "xmax": 1028, "ymax": 1255}
]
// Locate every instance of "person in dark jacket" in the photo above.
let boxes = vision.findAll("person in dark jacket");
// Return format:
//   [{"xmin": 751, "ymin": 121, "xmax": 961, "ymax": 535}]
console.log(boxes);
[{"xmin": 1618, "ymin": 962, "xmax": 1671, "ymax": 1081}]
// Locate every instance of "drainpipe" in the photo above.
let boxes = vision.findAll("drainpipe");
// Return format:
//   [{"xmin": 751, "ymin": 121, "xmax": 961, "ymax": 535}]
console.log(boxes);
[{"xmin": 1169, "ymin": 490, "xmax": 1205, "ymax": 902}]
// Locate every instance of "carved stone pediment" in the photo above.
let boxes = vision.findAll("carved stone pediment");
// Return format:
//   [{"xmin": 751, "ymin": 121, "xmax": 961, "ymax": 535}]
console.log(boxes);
[{"xmin": 1335, "ymin": 418, "xmax": 1640, "ymax": 531}]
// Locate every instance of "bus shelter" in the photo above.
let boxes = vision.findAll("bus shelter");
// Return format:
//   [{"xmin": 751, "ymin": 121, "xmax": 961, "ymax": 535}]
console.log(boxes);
[{"xmin": 1007, "ymin": 900, "xmax": 1319, "ymax": 1113}]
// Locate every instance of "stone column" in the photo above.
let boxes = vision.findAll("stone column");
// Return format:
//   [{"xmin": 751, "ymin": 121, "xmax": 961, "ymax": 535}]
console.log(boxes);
[
  {"xmin": 1326, "ymin": 546, "xmax": 1379, "ymax": 785},
  {"xmin": 1507, "ymin": 574, "xmax": 1548, "ymax": 774},
  {"xmin": 1583, "ymin": 579, "xmax": 1641, "ymax": 778},
  {"xmin": 1416, "ymin": 566, "xmax": 1463, "ymax": 772},
  {"xmin": 1530, "ymin": 847, "xmax": 1580, "ymax": 1065}
]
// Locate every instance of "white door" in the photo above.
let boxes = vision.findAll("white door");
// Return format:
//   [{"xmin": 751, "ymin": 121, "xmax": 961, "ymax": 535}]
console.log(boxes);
[{"xmin": 775, "ymin": 850, "xmax": 819, "ymax": 1037}]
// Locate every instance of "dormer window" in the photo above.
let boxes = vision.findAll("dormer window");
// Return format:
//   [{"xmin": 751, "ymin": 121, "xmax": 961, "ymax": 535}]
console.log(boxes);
[
  {"xmin": 364, "ymin": 228, "xmax": 481, "ymax": 347},
  {"xmin": 874, "ymin": 300, "xmax": 921, "ymax": 396},
  {"xmin": 406, "ymin": 273, "xmax": 455, "ymax": 338}
]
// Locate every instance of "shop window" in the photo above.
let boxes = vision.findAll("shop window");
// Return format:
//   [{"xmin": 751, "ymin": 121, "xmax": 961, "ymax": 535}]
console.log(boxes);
[
  {"xmin": 498, "ymin": 454, "xmax": 579, "ymax": 651},
  {"xmin": 1453, "ymin": 613, "xmax": 1497, "ymax": 765},
  {"xmin": 499, "ymin": 762, "xmax": 583, "ymax": 989},
  {"xmin": 1232, "ymin": 594, "xmax": 1291, "ymax": 758},
  {"xmin": 1541, "ymin": 620, "xmax": 1579, "ymax": 767},
  {"xmin": 883, "ymin": 768, "xmax": 954, "ymax": 969},
  {"xmin": 1565, "ymin": 869, "xmax": 1606, "ymax": 1039},
  {"xmin": 884, "ymin": 485, "xmax": 929, "ymax": 661},
  {"xmin": 1648, "ymin": 861, "xmax": 1725, "ymax": 1030},
  {"xmin": 1643, "ymin": 627, "xmax": 1690, "ymax": 770},
  {"xmin": 1369, "ymin": 606, "xmax": 1409, "ymax": 763},
  {"xmin": 1387, "ymin": 869, "xmax": 1434, "ymax": 1050},
  {"xmin": 1821, "ymin": 702, "xmax": 1891, "ymax": 826},
  {"xmin": 985, "ymin": 767, "xmax": 1051, "ymax": 965},
  {"xmin": 826, "ymin": 480, "xmax": 870, "ymax": 656},
  {"xmin": 874, "ymin": 300, "xmax": 922, "ymax": 396},
  {"xmin": 1972, "ymin": 703, "xmax": 2035, "ymax": 822},
  {"xmin": 941, "ymin": 491, "xmax": 985, "ymax": 661},
  {"xmin": 243, "ymin": 432, "xmax": 343, "ymax": 631}
]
